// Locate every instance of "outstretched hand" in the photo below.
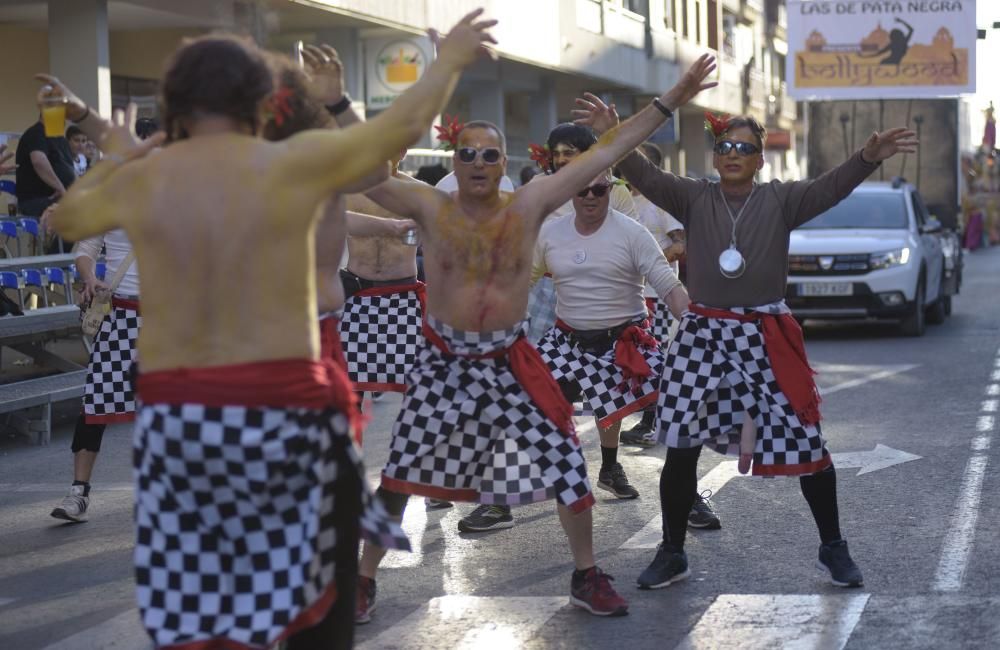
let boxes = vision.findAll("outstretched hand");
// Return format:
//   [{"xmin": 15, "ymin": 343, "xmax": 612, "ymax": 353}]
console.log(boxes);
[
  {"xmin": 571, "ymin": 93, "xmax": 619, "ymax": 135},
  {"xmin": 301, "ymin": 44, "xmax": 346, "ymax": 105},
  {"xmin": 99, "ymin": 103, "xmax": 165, "ymax": 163},
  {"xmin": 435, "ymin": 8, "xmax": 498, "ymax": 67},
  {"xmin": 661, "ymin": 53, "xmax": 718, "ymax": 111},
  {"xmin": 862, "ymin": 127, "xmax": 918, "ymax": 163}
]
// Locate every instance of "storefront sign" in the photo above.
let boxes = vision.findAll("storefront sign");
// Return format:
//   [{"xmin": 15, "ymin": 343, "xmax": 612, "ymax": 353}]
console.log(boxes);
[
  {"xmin": 787, "ymin": 0, "xmax": 976, "ymax": 100},
  {"xmin": 365, "ymin": 35, "xmax": 433, "ymax": 110}
]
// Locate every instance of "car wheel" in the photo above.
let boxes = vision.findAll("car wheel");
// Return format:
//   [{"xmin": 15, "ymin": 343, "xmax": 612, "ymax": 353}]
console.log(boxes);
[
  {"xmin": 900, "ymin": 276, "xmax": 926, "ymax": 337},
  {"xmin": 926, "ymin": 289, "xmax": 947, "ymax": 325}
]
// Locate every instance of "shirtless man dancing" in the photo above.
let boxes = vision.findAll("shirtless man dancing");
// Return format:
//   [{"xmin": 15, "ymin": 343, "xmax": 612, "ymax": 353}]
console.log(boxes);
[
  {"xmin": 352, "ymin": 54, "xmax": 718, "ymax": 624},
  {"xmin": 49, "ymin": 13, "xmax": 495, "ymax": 649}
]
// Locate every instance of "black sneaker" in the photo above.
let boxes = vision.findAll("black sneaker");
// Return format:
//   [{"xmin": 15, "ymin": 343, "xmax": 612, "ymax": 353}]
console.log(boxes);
[
  {"xmin": 425, "ymin": 498, "xmax": 454, "ymax": 510},
  {"xmin": 597, "ymin": 463, "xmax": 639, "ymax": 499},
  {"xmin": 620, "ymin": 421, "xmax": 658, "ymax": 448},
  {"xmin": 637, "ymin": 543, "xmax": 691, "ymax": 590},
  {"xmin": 457, "ymin": 504, "xmax": 514, "ymax": 532},
  {"xmin": 817, "ymin": 540, "xmax": 864, "ymax": 587},
  {"xmin": 687, "ymin": 490, "xmax": 721, "ymax": 529}
]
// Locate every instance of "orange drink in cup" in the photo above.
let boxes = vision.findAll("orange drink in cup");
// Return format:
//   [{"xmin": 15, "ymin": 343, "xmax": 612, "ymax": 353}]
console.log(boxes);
[{"xmin": 41, "ymin": 96, "xmax": 67, "ymax": 138}]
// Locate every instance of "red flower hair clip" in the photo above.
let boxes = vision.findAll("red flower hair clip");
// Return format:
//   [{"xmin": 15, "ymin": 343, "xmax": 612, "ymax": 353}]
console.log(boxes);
[
  {"xmin": 268, "ymin": 85, "xmax": 295, "ymax": 127},
  {"xmin": 704, "ymin": 111, "xmax": 732, "ymax": 139},
  {"xmin": 528, "ymin": 143, "xmax": 552, "ymax": 170},
  {"xmin": 434, "ymin": 114, "xmax": 464, "ymax": 151}
]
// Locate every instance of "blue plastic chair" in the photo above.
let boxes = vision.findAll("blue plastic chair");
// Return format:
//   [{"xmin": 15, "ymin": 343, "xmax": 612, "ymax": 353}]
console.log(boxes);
[
  {"xmin": 0, "ymin": 270, "xmax": 23, "ymax": 309},
  {"xmin": 95, "ymin": 262, "xmax": 107, "ymax": 281},
  {"xmin": 69, "ymin": 263, "xmax": 79, "ymax": 282},
  {"xmin": 18, "ymin": 218, "xmax": 42, "ymax": 256},
  {"xmin": 45, "ymin": 267, "xmax": 72, "ymax": 304},
  {"xmin": 0, "ymin": 220, "xmax": 19, "ymax": 257},
  {"xmin": 0, "ymin": 180, "xmax": 15, "ymax": 196},
  {"xmin": 21, "ymin": 268, "xmax": 48, "ymax": 307}
]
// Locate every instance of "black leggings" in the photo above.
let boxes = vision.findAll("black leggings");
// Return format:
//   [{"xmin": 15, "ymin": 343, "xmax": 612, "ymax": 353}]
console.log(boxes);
[
  {"xmin": 659, "ymin": 445, "xmax": 842, "ymax": 550},
  {"xmin": 70, "ymin": 414, "xmax": 107, "ymax": 453},
  {"xmin": 286, "ymin": 457, "xmax": 364, "ymax": 650}
]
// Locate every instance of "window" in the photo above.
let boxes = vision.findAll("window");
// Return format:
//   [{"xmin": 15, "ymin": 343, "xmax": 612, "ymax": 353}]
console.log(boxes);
[
  {"xmin": 707, "ymin": 0, "xmax": 719, "ymax": 50},
  {"xmin": 682, "ymin": 0, "xmax": 689, "ymax": 38}
]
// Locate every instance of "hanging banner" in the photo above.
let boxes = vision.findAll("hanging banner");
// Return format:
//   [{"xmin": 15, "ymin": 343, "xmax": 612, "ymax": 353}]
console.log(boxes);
[
  {"xmin": 787, "ymin": 0, "xmax": 976, "ymax": 100},
  {"xmin": 364, "ymin": 35, "xmax": 433, "ymax": 110}
]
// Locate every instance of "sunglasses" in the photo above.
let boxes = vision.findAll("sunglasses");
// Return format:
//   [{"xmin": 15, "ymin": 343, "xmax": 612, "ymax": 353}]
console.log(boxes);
[
  {"xmin": 714, "ymin": 140, "xmax": 761, "ymax": 156},
  {"xmin": 577, "ymin": 183, "xmax": 611, "ymax": 198},
  {"xmin": 456, "ymin": 147, "xmax": 503, "ymax": 165}
]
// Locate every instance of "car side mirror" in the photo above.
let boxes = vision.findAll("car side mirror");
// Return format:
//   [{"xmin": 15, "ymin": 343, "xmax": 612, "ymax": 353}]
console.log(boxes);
[{"xmin": 921, "ymin": 216, "xmax": 942, "ymax": 234}]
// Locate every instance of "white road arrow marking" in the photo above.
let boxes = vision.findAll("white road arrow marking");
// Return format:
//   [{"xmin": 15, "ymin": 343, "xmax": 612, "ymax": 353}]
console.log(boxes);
[
  {"xmin": 815, "ymin": 363, "xmax": 919, "ymax": 396},
  {"xmin": 621, "ymin": 445, "xmax": 922, "ymax": 549}
]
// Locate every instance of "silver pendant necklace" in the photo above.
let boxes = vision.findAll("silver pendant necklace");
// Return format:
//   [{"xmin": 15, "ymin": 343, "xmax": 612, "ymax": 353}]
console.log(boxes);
[{"xmin": 718, "ymin": 185, "xmax": 755, "ymax": 279}]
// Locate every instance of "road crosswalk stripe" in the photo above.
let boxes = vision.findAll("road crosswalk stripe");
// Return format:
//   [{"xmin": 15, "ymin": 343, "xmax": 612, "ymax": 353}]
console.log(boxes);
[
  {"xmin": 40, "ymin": 608, "xmax": 148, "ymax": 650},
  {"xmin": 674, "ymin": 594, "xmax": 870, "ymax": 650},
  {"xmin": 357, "ymin": 595, "xmax": 568, "ymax": 650}
]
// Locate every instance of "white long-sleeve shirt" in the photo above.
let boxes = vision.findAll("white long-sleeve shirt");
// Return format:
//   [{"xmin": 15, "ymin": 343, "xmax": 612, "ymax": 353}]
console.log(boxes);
[
  {"xmin": 633, "ymin": 193, "xmax": 684, "ymax": 297},
  {"xmin": 74, "ymin": 228, "xmax": 139, "ymax": 296},
  {"xmin": 533, "ymin": 208, "xmax": 681, "ymax": 330}
]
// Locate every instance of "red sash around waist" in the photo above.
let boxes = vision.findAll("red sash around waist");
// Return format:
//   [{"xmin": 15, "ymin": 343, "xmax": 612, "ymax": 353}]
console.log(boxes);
[
  {"xmin": 688, "ymin": 304, "xmax": 821, "ymax": 426},
  {"xmin": 353, "ymin": 282, "xmax": 426, "ymax": 312},
  {"xmin": 137, "ymin": 358, "xmax": 362, "ymax": 438},
  {"xmin": 422, "ymin": 322, "xmax": 575, "ymax": 438},
  {"xmin": 112, "ymin": 296, "xmax": 140, "ymax": 312},
  {"xmin": 555, "ymin": 318, "xmax": 659, "ymax": 394}
]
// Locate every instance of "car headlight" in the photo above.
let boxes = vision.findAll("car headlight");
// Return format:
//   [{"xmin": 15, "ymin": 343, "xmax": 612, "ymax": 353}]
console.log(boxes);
[{"xmin": 869, "ymin": 247, "xmax": 910, "ymax": 270}]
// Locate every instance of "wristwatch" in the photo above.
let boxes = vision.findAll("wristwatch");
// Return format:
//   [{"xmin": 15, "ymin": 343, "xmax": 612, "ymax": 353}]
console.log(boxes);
[{"xmin": 326, "ymin": 95, "xmax": 352, "ymax": 117}]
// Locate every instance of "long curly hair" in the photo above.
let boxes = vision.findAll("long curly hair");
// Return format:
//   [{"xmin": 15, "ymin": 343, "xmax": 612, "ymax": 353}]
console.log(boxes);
[{"xmin": 159, "ymin": 35, "xmax": 274, "ymax": 143}]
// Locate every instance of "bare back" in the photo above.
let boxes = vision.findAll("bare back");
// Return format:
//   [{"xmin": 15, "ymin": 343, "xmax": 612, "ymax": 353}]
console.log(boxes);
[
  {"xmin": 120, "ymin": 135, "xmax": 326, "ymax": 371},
  {"xmin": 420, "ymin": 191, "xmax": 538, "ymax": 331}
]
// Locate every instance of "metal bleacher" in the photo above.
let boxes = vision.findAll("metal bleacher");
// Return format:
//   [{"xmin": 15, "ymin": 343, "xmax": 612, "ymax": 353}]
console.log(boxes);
[{"xmin": 0, "ymin": 236, "xmax": 87, "ymax": 445}]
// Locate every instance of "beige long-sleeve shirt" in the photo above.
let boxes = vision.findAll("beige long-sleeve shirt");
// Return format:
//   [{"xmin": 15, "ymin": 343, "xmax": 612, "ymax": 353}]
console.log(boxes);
[{"xmin": 617, "ymin": 150, "xmax": 880, "ymax": 307}]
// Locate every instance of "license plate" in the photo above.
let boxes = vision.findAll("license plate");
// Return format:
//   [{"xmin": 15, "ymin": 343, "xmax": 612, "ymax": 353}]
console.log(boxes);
[{"xmin": 797, "ymin": 282, "xmax": 853, "ymax": 297}]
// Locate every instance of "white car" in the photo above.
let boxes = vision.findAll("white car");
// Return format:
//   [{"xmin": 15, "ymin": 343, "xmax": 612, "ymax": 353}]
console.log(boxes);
[{"xmin": 785, "ymin": 180, "xmax": 962, "ymax": 336}]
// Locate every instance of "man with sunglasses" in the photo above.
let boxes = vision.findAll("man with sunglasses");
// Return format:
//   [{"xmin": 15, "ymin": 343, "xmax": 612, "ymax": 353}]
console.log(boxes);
[
  {"xmin": 573, "ymin": 100, "xmax": 917, "ymax": 591},
  {"xmin": 532, "ymin": 169, "xmax": 688, "ymax": 503},
  {"xmin": 354, "ymin": 54, "xmax": 718, "ymax": 621}
]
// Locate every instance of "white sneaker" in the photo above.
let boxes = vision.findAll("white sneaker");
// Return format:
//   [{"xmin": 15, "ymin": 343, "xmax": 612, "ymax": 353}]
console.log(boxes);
[{"xmin": 51, "ymin": 485, "xmax": 89, "ymax": 522}]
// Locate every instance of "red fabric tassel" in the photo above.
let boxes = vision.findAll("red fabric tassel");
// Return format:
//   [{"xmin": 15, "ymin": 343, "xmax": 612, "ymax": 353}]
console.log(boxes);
[
  {"xmin": 689, "ymin": 304, "xmax": 822, "ymax": 426},
  {"xmin": 318, "ymin": 317, "xmax": 364, "ymax": 445},
  {"xmin": 423, "ymin": 323, "xmax": 576, "ymax": 439},
  {"xmin": 556, "ymin": 319, "xmax": 659, "ymax": 395}
]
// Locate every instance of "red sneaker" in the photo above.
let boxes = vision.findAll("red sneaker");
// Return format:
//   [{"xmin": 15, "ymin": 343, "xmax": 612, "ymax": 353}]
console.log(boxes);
[
  {"xmin": 355, "ymin": 575, "xmax": 377, "ymax": 624},
  {"xmin": 569, "ymin": 566, "xmax": 628, "ymax": 617}
]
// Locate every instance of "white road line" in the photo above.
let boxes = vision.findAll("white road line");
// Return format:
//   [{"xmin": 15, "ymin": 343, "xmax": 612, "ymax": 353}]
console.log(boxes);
[
  {"xmin": 40, "ymin": 608, "xmax": 148, "ymax": 650},
  {"xmin": 819, "ymin": 364, "xmax": 918, "ymax": 396},
  {"xmin": 977, "ymin": 416, "xmax": 995, "ymax": 432},
  {"xmin": 981, "ymin": 400, "xmax": 998, "ymax": 413},
  {"xmin": 0, "ymin": 597, "xmax": 16, "ymax": 607},
  {"xmin": 674, "ymin": 594, "xmax": 870, "ymax": 650},
  {"xmin": 972, "ymin": 436, "xmax": 991, "ymax": 452},
  {"xmin": 986, "ymin": 384, "xmax": 1000, "ymax": 396},
  {"xmin": 933, "ymin": 454, "xmax": 989, "ymax": 592},
  {"xmin": 992, "ymin": 369, "xmax": 1000, "ymax": 382},
  {"xmin": 357, "ymin": 596, "xmax": 567, "ymax": 650}
]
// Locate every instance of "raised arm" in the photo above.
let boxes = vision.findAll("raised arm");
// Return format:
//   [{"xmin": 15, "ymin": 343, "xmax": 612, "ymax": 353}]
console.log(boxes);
[
  {"xmin": 276, "ymin": 10, "xmax": 496, "ymax": 200},
  {"xmin": 364, "ymin": 174, "xmax": 451, "ymax": 226},
  {"xmin": 781, "ymin": 127, "xmax": 917, "ymax": 229},
  {"xmin": 300, "ymin": 44, "xmax": 390, "ymax": 193},
  {"xmin": 346, "ymin": 210, "xmax": 415, "ymax": 238},
  {"xmin": 34, "ymin": 74, "xmax": 113, "ymax": 145},
  {"xmin": 50, "ymin": 104, "xmax": 163, "ymax": 241},
  {"xmin": 513, "ymin": 54, "xmax": 716, "ymax": 222}
]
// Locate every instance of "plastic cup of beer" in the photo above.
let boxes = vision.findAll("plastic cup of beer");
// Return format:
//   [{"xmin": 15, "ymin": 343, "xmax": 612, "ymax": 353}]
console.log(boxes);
[
  {"xmin": 41, "ymin": 96, "xmax": 68, "ymax": 138},
  {"xmin": 401, "ymin": 228, "xmax": 418, "ymax": 246}
]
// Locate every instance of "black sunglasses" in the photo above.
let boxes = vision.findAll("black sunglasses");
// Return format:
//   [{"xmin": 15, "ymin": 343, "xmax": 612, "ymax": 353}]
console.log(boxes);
[
  {"xmin": 577, "ymin": 183, "xmax": 611, "ymax": 198},
  {"xmin": 456, "ymin": 147, "xmax": 503, "ymax": 165},
  {"xmin": 714, "ymin": 140, "xmax": 760, "ymax": 156}
]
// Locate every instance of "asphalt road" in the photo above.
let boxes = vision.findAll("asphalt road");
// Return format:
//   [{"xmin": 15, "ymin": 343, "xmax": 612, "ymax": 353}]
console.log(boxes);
[{"xmin": 2, "ymin": 246, "xmax": 999, "ymax": 649}]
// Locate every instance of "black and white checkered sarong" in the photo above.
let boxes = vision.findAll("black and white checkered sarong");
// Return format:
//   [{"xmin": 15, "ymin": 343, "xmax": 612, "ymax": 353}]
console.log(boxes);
[
  {"xmin": 536, "ymin": 323, "xmax": 662, "ymax": 428},
  {"xmin": 381, "ymin": 315, "xmax": 595, "ymax": 513},
  {"xmin": 657, "ymin": 307, "xmax": 830, "ymax": 475},
  {"xmin": 83, "ymin": 303, "xmax": 140, "ymax": 423},
  {"xmin": 134, "ymin": 401, "xmax": 408, "ymax": 648},
  {"xmin": 645, "ymin": 297, "xmax": 674, "ymax": 345},
  {"xmin": 339, "ymin": 283, "xmax": 423, "ymax": 391}
]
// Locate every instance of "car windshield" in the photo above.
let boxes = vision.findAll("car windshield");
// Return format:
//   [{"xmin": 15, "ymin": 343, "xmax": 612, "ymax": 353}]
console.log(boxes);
[{"xmin": 799, "ymin": 193, "xmax": 908, "ymax": 229}]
